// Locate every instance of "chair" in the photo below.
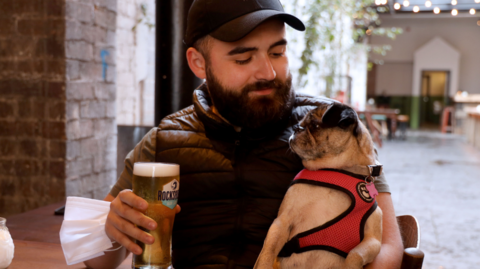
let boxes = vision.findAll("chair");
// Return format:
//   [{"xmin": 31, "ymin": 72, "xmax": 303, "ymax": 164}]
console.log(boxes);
[
  {"xmin": 397, "ymin": 215, "xmax": 424, "ymax": 269},
  {"xmin": 397, "ymin": 115, "xmax": 409, "ymax": 140}
]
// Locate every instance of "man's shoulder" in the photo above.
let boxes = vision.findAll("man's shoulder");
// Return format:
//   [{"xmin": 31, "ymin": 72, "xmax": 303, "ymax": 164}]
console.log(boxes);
[{"xmin": 157, "ymin": 105, "xmax": 204, "ymax": 133}]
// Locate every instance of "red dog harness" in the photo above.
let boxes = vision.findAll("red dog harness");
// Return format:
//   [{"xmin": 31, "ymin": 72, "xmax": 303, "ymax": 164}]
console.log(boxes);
[{"xmin": 278, "ymin": 169, "xmax": 378, "ymax": 258}]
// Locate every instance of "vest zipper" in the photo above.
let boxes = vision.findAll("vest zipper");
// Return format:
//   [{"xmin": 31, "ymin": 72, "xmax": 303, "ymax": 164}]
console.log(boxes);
[{"xmin": 228, "ymin": 137, "xmax": 246, "ymax": 269}]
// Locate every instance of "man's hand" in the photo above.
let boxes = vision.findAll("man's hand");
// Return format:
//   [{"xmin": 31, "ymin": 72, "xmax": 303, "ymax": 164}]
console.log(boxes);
[{"xmin": 104, "ymin": 190, "xmax": 181, "ymax": 255}]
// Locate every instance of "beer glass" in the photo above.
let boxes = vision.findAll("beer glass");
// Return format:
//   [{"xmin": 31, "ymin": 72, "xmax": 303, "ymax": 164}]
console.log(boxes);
[{"xmin": 132, "ymin": 162, "xmax": 180, "ymax": 269}]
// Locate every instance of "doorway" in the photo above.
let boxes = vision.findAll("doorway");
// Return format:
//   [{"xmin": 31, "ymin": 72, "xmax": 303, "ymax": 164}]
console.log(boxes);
[{"xmin": 419, "ymin": 70, "xmax": 450, "ymax": 128}]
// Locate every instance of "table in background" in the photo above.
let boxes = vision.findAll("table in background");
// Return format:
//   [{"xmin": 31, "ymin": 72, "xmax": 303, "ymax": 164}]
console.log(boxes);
[
  {"xmin": 7, "ymin": 201, "xmax": 132, "ymax": 269},
  {"xmin": 356, "ymin": 108, "xmax": 400, "ymax": 147}
]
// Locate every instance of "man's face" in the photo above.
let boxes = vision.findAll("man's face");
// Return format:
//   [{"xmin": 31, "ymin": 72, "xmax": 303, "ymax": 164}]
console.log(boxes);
[{"xmin": 204, "ymin": 19, "xmax": 294, "ymax": 129}]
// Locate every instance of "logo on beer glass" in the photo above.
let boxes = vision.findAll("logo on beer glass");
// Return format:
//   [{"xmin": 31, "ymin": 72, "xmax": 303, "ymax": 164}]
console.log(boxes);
[{"xmin": 159, "ymin": 179, "xmax": 179, "ymax": 209}]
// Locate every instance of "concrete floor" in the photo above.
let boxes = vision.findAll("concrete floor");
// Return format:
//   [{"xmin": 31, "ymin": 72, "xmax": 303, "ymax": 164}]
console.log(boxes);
[{"xmin": 377, "ymin": 130, "xmax": 480, "ymax": 269}]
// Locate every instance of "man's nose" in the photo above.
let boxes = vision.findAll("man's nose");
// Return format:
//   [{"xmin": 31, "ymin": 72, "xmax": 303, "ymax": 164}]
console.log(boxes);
[{"xmin": 254, "ymin": 56, "xmax": 276, "ymax": 81}]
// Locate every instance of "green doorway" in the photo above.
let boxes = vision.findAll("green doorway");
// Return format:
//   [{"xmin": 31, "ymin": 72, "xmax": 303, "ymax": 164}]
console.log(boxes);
[{"xmin": 419, "ymin": 71, "xmax": 450, "ymax": 128}]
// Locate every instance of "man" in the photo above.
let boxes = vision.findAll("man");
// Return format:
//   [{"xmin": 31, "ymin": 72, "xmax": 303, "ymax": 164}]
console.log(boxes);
[{"xmin": 85, "ymin": 0, "xmax": 403, "ymax": 268}]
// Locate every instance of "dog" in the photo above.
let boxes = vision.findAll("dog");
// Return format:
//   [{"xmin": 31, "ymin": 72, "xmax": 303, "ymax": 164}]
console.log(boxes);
[{"xmin": 254, "ymin": 102, "xmax": 383, "ymax": 269}]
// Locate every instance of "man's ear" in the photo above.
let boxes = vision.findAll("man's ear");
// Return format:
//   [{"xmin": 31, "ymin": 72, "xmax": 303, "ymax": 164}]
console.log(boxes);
[{"xmin": 186, "ymin": 47, "xmax": 206, "ymax": 79}]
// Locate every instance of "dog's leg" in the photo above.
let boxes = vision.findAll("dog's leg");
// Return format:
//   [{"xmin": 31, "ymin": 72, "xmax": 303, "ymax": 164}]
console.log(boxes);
[
  {"xmin": 344, "ymin": 207, "xmax": 383, "ymax": 269},
  {"xmin": 254, "ymin": 188, "xmax": 299, "ymax": 269},
  {"xmin": 254, "ymin": 217, "xmax": 290, "ymax": 269}
]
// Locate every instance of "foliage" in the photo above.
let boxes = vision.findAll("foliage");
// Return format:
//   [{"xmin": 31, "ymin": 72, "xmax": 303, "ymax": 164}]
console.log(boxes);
[
  {"xmin": 132, "ymin": 4, "xmax": 155, "ymax": 31},
  {"xmin": 284, "ymin": 0, "xmax": 403, "ymax": 88}
]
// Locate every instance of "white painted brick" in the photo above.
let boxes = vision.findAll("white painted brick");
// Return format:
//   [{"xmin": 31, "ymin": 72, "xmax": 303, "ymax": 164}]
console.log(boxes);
[
  {"xmin": 66, "ymin": 158, "xmax": 93, "ymax": 178},
  {"xmin": 81, "ymin": 100, "xmax": 106, "ymax": 118},
  {"xmin": 66, "ymin": 101, "xmax": 80, "ymax": 121},
  {"xmin": 66, "ymin": 82, "xmax": 95, "ymax": 101},
  {"xmin": 66, "ymin": 140, "xmax": 81, "ymax": 161},
  {"xmin": 80, "ymin": 137, "xmax": 99, "ymax": 157}
]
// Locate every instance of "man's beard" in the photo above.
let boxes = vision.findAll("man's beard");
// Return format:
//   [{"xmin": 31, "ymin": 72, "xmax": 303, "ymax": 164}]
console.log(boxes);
[{"xmin": 206, "ymin": 67, "xmax": 294, "ymax": 130}]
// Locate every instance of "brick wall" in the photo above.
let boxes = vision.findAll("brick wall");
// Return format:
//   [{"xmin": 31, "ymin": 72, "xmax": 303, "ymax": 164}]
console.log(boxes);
[
  {"xmin": 116, "ymin": 0, "xmax": 155, "ymax": 126},
  {"xmin": 64, "ymin": 0, "xmax": 117, "ymax": 199},
  {"xmin": 0, "ymin": 0, "xmax": 67, "ymax": 216},
  {"xmin": 0, "ymin": 0, "xmax": 117, "ymax": 216}
]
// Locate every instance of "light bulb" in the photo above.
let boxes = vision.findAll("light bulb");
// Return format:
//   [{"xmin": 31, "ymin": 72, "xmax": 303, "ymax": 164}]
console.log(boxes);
[
  {"xmin": 451, "ymin": 0, "xmax": 457, "ymax": 5},
  {"xmin": 452, "ymin": 9, "xmax": 458, "ymax": 16},
  {"xmin": 425, "ymin": 0, "xmax": 432, "ymax": 7},
  {"xmin": 375, "ymin": 0, "xmax": 382, "ymax": 5},
  {"xmin": 413, "ymin": 5, "xmax": 420, "ymax": 12},
  {"xmin": 476, "ymin": 0, "xmax": 480, "ymax": 3},
  {"xmin": 394, "ymin": 3, "xmax": 401, "ymax": 9},
  {"xmin": 403, "ymin": 0, "xmax": 410, "ymax": 7},
  {"xmin": 470, "ymin": 8, "xmax": 476, "ymax": 15},
  {"xmin": 434, "ymin": 7, "xmax": 441, "ymax": 14}
]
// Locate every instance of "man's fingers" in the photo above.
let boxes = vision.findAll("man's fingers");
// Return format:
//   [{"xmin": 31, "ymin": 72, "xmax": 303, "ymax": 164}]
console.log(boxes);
[
  {"xmin": 105, "ymin": 221, "xmax": 142, "ymax": 255},
  {"xmin": 118, "ymin": 190, "xmax": 148, "ymax": 211},
  {"xmin": 108, "ymin": 209, "xmax": 155, "ymax": 246},
  {"xmin": 112, "ymin": 200, "xmax": 157, "ymax": 231}
]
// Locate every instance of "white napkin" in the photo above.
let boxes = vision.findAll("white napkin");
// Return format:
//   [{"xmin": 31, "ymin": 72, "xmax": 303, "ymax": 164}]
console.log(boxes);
[{"xmin": 59, "ymin": 197, "xmax": 113, "ymax": 265}]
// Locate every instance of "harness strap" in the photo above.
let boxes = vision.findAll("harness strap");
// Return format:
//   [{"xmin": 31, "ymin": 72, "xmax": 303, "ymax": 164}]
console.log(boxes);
[{"xmin": 277, "ymin": 169, "xmax": 378, "ymax": 258}]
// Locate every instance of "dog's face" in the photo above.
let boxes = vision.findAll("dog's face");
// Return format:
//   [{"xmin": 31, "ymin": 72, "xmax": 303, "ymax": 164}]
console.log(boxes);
[{"xmin": 290, "ymin": 102, "xmax": 374, "ymax": 170}]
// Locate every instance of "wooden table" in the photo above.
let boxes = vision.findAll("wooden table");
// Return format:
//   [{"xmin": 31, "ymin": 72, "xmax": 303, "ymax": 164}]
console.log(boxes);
[
  {"xmin": 356, "ymin": 108, "xmax": 400, "ymax": 147},
  {"xmin": 6, "ymin": 201, "xmax": 132, "ymax": 269}
]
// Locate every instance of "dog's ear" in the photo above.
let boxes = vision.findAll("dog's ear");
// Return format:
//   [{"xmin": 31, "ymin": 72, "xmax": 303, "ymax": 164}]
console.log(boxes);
[{"xmin": 322, "ymin": 103, "xmax": 358, "ymax": 130}]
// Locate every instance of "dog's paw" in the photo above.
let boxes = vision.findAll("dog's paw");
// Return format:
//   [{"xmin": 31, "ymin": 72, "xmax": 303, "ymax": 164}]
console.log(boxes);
[{"xmin": 344, "ymin": 252, "xmax": 364, "ymax": 269}]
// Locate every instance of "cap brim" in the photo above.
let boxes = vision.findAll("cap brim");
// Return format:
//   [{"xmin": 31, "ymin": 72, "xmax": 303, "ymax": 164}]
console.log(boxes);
[{"xmin": 210, "ymin": 10, "xmax": 305, "ymax": 43}]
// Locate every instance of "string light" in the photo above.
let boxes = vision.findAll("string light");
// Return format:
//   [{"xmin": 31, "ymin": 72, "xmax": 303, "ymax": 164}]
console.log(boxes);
[
  {"xmin": 451, "ymin": 0, "xmax": 457, "ymax": 5},
  {"xmin": 425, "ymin": 0, "xmax": 432, "ymax": 7},
  {"xmin": 470, "ymin": 8, "xmax": 476, "ymax": 15},
  {"xmin": 413, "ymin": 5, "xmax": 420, "ymax": 12},
  {"xmin": 394, "ymin": 3, "xmax": 401, "ymax": 9},
  {"xmin": 375, "ymin": 0, "xmax": 381, "ymax": 5},
  {"xmin": 476, "ymin": 0, "xmax": 480, "ymax": 3},
  {"xmin": 452, "ymin": 9, "xmax": 458, "ymax": 16},
  {"xmin": 434, "ymin": 7, "xmax": 441, "ymax": 14},
  {"xmin": 382, "ymin": 0, "xmax": 388, "ymax": 4},
  {"xmin": 403, "ymin": 0, "xmax": 410, "ymax": 7}
]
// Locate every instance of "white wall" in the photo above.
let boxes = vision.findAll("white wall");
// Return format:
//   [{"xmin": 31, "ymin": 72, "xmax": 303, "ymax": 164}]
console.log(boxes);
[
  {"xmin": 370, "ymin": 15, "xmax": 480, "ymax": 95},
  {"xmin": 376, "ymin": 62, "xmax": 413, "ymax": 96},
  {"xmin": 116, "ymin": 0, "xmax": 156, "ymax": 126}
]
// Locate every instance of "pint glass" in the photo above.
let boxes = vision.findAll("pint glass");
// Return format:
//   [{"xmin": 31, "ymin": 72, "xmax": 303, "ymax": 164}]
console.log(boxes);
[{"xmin": 132, "ymin": 162, "xmax": 180, "ymax": 269}]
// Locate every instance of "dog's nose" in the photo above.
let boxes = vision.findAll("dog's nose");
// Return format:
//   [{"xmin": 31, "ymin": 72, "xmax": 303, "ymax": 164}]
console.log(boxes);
[{"xmin": 293, "ymin": 125, "xmax": 304, "ymax": 134}]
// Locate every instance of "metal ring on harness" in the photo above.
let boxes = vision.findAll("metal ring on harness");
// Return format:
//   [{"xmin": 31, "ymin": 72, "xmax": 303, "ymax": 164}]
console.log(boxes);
[{"xmin": 365, "ymin": 176, "xmax": 375, "ymax": 184}]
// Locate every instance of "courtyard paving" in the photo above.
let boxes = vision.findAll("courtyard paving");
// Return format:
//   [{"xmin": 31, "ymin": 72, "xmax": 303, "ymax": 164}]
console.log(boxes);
[{"xmin": 377, "ymin": 130, "xmax": 480, "ymax": 269}]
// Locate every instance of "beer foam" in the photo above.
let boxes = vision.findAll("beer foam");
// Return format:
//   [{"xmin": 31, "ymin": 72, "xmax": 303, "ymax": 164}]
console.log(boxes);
[{"xmin": 133, "ymin": 162, "xmax": 179, "ymax": 177}]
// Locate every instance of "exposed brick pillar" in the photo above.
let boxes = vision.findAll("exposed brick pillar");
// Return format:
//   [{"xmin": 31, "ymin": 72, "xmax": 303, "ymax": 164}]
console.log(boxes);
[
  {"xmin": 0, "ymin": 0, "xmax": 117, "ymax": 216},
  {"xmin": 0, "ymin": 0, "xmax": 67, "ymax": 215}
]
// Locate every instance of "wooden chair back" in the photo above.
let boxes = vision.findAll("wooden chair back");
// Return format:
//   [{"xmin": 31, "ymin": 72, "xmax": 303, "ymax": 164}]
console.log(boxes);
[
  {"xmin": 397, "ymin": 215, "xmax": 424, "ymax": 269},
  {"xmin": 397, "ymin": 215, "xmax": 420, "ymax": 248}
]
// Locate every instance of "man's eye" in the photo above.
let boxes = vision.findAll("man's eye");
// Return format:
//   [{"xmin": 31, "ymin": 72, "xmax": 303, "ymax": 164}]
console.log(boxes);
[
  {"xmin": 271, "ymin": 53, "xmax": 284, "ymax": 57},
  {"xmin": 235, "ymin": 58, "xmax": 251, "ymax": 65}
]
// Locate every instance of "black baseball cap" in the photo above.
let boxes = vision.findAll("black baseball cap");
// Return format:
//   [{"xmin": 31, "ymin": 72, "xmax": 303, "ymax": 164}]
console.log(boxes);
[{"xmin": 184, "ymin": 0, "xmax": 305, "ymax": 47}]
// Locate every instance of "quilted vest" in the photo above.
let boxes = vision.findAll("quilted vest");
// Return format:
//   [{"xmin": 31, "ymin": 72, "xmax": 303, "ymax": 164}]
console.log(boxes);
[{"xmin": 155, "ymin": 85, "xmax": 335, "ymax": 269}]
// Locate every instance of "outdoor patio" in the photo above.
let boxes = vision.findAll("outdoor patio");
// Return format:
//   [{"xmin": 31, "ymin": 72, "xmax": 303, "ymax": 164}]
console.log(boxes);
[{"xmin": 379, "ymin": 131, "xmax": 480, "ymax": 269}]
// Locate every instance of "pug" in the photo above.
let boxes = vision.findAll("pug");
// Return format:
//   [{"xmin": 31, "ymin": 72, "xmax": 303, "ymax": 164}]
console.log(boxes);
[{"xmin": 254, "ymin": 102, "xmax": 383, "ymax": 269}]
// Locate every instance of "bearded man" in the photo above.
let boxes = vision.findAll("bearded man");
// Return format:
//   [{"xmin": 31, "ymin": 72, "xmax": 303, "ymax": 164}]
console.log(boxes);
[{"xmin": 85, "ymin": 0, "xmax": 404, "ymax": 268}]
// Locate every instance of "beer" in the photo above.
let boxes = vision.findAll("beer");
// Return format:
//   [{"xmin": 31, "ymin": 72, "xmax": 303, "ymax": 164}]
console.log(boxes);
[{"xmin": 132, "ymin": 163, "xmax": 180, "ymax": 269}]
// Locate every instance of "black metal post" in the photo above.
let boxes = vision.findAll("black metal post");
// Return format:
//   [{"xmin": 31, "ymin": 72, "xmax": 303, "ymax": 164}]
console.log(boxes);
[{"xmin": 155, "ymin": 0, "xmax": 202, "ymax": 126}]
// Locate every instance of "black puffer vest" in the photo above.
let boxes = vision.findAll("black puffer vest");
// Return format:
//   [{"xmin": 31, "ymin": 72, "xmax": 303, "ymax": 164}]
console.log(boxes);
[{"xmin": 155, "ymin": 85, "xmax": 334, "ymax": 269}]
